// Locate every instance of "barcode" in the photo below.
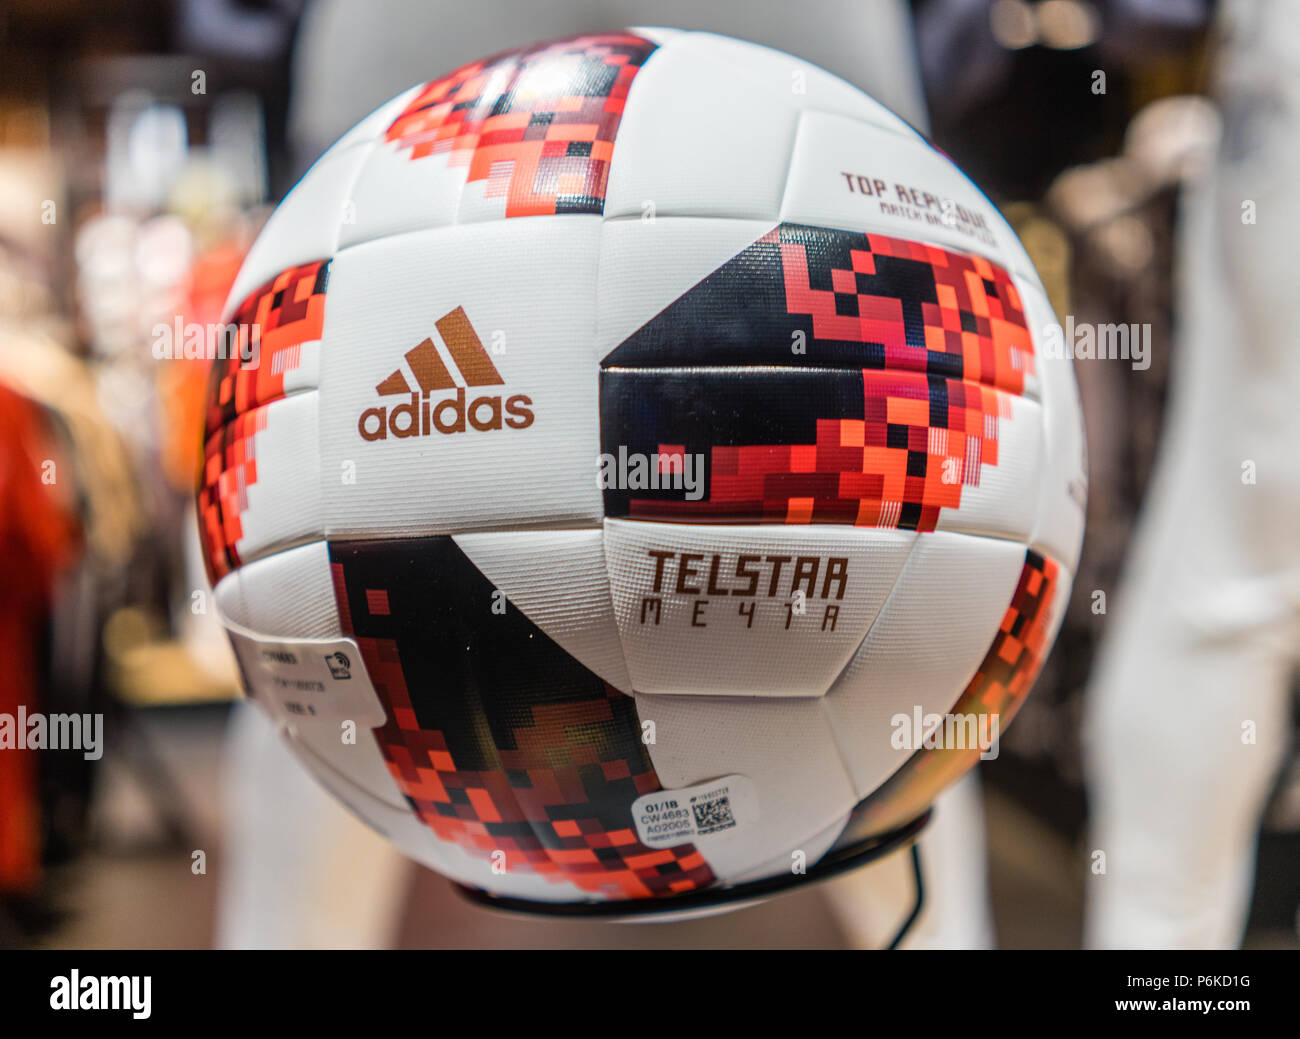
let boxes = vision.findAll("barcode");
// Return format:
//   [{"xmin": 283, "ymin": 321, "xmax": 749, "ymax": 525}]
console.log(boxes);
[{"xmin": 692, "ymin": 796, "xmax": 736, "ymax": 834}]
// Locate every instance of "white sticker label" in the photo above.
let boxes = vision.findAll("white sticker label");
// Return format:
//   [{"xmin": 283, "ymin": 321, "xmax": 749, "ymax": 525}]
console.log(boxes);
[
  {"xmin": 225, "ymin": 626, "xmax": 388, "ymax": 732},
  {"xmin": 631, "ymin": 775, "xmax": 759, "ymax": 849}
]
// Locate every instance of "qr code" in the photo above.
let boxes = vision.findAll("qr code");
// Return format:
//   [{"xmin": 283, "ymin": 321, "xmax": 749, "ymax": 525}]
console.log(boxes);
[{"xmin": 692, "ymin": 796, "xmax": 736, "ymax": 835}]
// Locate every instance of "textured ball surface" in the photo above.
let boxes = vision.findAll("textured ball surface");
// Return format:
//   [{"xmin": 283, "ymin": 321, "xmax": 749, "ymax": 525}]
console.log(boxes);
[{"xmin": 199, "ymin": 29, "xmax": 1086, "ymax": 908}]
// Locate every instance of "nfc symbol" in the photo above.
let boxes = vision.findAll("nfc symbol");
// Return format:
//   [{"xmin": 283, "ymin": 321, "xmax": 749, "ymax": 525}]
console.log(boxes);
[{"xmin": 324, "ymin": 652, "xmax": 351, "ymax": 680}]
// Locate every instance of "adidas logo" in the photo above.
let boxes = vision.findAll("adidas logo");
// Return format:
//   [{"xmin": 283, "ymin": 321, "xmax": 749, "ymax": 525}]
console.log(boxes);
[{"xmin": 357, "ymin": 306, "xmax": 534, "ymax": 441}]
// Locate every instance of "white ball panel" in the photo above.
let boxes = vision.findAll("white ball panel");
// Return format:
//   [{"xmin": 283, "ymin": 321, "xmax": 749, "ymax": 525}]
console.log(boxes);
[
  {"xmin": 317, "ymin": 218, "xmax": 603, "ymax": 538},
  {"xmin": 335, "ymin": 112, "xmax": 471, "ymax": 250},
  {"xmin": 607, "ymin": 32, "xmax": 924, "ymax": 223},
  {"xmin": 725, "ymin": 809, "xmax": 845, "ymax": 886},
  {"xmin": 780, "ymin": 109, "xmax": 1040, "ymax": 295},
  {"xmin": 635, "ymin": 689, "xmax": 857, "ymax": 883},
  {"xmin": 218, "ymin": 541, "xmax": 340, "ymax": 639},
  {"xmin": 217, "ymin": 542, "xmax": 406, "ymax": 808},
  {"xmin": 232, "ymin": 392, "xmax": 323, "ymax": 567},
  {"xmin": 1019, "ymin": 275, "xmax": 1087, "ymax": 574},
  {"xmin": 595, "ymin": 216, "xmax": 773, "ymax": 359},
  {"xmin": 605, "ymin": 519, "xmax": 916, "ymax": 696},
  {"xmin": 280, "ymin": 338, "xmax": 323, "ymax": 397},
  {"xmin": 932, "ymin": 392, "xmax": 1044, "ymax": 543},
  {"xmin": 822, "ymin": 531, "xmax": 1026, "ymax": 798},
  {"xmin": 284, "ymin": 718, "xmax": 407, "ymax": 814},
  {"xmin": 452, "ymin": 528, "xmax": 632, "ymax": 691},
  {"xmin": 224, "ymin": 143, "xmax": 372, "ymax": 320},
  {"xmin": 606, "ymin": 33, "xmax": 797, "ymax": 221},
  {"xmin": 213, "ymin": 570, "xmax": 249, "ymax": 631}
]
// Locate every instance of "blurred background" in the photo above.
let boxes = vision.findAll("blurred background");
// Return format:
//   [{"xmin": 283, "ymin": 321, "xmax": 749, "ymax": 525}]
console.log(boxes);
[{"xmin": 0, "ymin": 0, "xmax": 1296, "ymax": 949}]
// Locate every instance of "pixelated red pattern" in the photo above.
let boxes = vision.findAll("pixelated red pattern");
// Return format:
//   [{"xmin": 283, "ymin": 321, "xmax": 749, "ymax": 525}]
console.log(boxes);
[
  {"xmin": 198, "ymin": 405, "xmax": 268, "ymax": 581},
  {"xmin": 630, "ymin": 372, "xmax": 1013, "ymax": 531},
  {"xmin": 384, "ymin": 33, "xmax": 656, "ymax": 216},
  {"xmin": 204, "ymin": 260, "xmax": 328, "ymax": 433},
  {"xmin": 197, "ymin": 260, "xmax": 328, "ymax": 581},
  {"xmin": 332, "ymin": 569, "xmax": 714, "ymax": 900},
  {"xmin": 845, "ymin": 550, "xmax": 1062, "ymax": 838},
  {"xmin": 781, "ymin": 230, "xmax": 1033, "ymax": 398},
  {"xmin": 630, "ymin": 233, "xmax": 1031, "ymax": 531}
]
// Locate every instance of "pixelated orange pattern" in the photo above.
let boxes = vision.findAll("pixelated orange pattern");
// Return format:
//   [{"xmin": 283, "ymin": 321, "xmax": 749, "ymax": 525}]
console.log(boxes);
[
  {"xmin": 334, "ymin": 592, "xmax": 715, "ymax": 898},
  {"xmin": 384, "ymin": 33, "xmax": 656, "ymax": 216},
  {"xmin": 779, "ymin": 229, "xmax": 1033, "ymax": 397},
  {"xmin": 840, "ymin": 549, "xmax": 1062, "ymax": 839},
  {"xmin": 627, "ymin": 229, "xmax": 1032, "ymax": 531},
  {"xmin": 198, "ymin": 260, "xmax": 329, "ymax": 581}
]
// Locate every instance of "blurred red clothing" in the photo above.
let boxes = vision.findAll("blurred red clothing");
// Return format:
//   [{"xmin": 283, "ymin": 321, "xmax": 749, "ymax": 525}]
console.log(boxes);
[
  {"xmin": 0, "ymin": 382, "xmax": 79, "ymax": 892},
  {"xmin": 158, "ymin": 236, "xmax": 247, "ymax": 494}
]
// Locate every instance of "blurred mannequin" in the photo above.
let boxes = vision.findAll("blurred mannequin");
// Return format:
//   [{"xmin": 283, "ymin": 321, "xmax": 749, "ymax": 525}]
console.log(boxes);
[
  {"xmin": 218, "ymin": 0, "xmax": 992, "ymax": 949},
  {"xmin": 216, "ymin": 700, "xmax": 409, "ymax": 948},
  {"xmin": 1084, "ymin": 0, "xmax": 1299, "ymax": 948},
  {"xmin": 288, "ymin": 0, "xmax": 927, "ymax": 175},
  {"xmin": 825, "ymin": 773, "xmax": 994, "ymax": 948}
]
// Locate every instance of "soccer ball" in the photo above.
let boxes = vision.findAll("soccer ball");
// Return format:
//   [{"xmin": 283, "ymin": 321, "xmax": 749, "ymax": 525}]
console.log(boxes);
[{"xmin": 198, "ymin": 29, "xmax": 1085, "ymax": 913}]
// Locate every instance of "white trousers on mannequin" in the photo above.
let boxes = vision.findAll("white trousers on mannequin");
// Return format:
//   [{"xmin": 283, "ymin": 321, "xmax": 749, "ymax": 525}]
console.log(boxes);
[
  {"xmin": 1083, "ymin": 0, "xmax": 1300, "ymax": 948},
  {"xmin": 825, "ymin": 772, "xmax": 995, "ymax": 949},
  {"xmin": 216, "ymin": 702, "xmax": 409, "ymax": 949}
]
